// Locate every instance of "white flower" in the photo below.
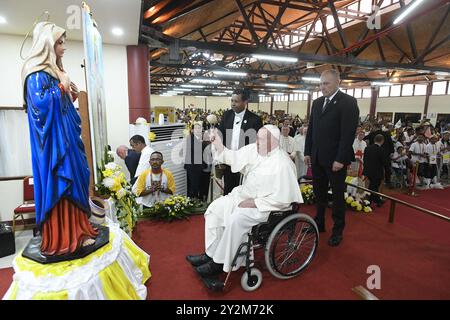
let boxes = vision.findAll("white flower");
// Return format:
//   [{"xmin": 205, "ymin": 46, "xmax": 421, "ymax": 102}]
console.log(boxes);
[
  {"xmin": 105, "ymin": 162, "xmax": 119, "ymax": 170},
  {"xmin": 103, "ymin": 177, "xmax": 115, "ymax": 188}
]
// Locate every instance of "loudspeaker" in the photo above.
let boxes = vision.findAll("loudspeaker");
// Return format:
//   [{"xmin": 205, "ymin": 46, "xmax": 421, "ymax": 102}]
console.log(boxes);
[{"xmin": 0, "ymin": 224, "xmax": 15, "ymax": 258}]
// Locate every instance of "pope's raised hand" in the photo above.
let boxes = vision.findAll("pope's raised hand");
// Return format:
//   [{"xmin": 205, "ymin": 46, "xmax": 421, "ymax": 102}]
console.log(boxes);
[{"xmin": 210, "ymin": 128, "xmax": 224, "ymax": 153}]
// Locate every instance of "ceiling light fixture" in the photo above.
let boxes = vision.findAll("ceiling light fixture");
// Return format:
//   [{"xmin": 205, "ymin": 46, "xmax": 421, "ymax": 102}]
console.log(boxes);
[
  {"xmin": 181, "ymin": 84, "xmax": 205, "ymax": 88},
  {"xmin": 302, "ymin": 77, "xmax": 321, "ymax": 82},
  {"xmin": 265, "ymin": 83, "xmax": 289, "ymax": 87},
  {"xmin": 393, "ymin": 0, "xmax": 425, "ymax": 25},
  {"xmin": 213, "ymin": 70, "xmax": 247, "ymax": 77},
  {"xmin": 0, "ymin": 16, "xmax": 7, "ymax": 24},
  {"xmin": 252, "ymin": 54, "xmax": 298, "ymax": 63},
  {"xmin": 192, "ymin": 78, "xmax": 221, "ymax": 84},
  {"xmin": 371, "ymin": 82, "xmax": 393, "ymax": 86},
  {"xmin": 112, "ymin": 27, "xmax": 124, "ymax": 36}
]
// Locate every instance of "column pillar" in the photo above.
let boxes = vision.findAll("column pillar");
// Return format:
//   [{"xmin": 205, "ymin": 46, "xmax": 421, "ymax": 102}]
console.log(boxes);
[
  {"xmin": 270, "ymin": 96, "xmax": 274, "ymax": 116},
  {"xmin": 369, "ymin": 86, "xmax": 379, "ymax": 120},
  {"xmin": 287, "ymin": 94, "xmax": 290, "ymax": 114},
  {"xmin": 423, "ymin": 82, "xmax": 432, "ymax": 117},
  {"xmin": 306, "ymin": 93, "xmax": 312, "ymax": 119},
  {"xmin": 127, "ymin": 45, "xmax": 150, "ymax": 123}
]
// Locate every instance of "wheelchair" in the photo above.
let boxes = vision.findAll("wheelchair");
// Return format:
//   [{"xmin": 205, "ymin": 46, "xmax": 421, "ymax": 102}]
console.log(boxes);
[{"xmin": 223, "ymin": 203, "xmax": 319, "ymax": 292}]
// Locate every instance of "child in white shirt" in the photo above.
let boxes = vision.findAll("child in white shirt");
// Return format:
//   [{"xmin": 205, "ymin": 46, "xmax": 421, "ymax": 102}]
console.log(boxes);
[
  {"xmin": 425, "ymin": 136, "xmax": 443, "ymax": 189},
  {"xmin": 409, "ymin": 135, "xmax": 427, "ymax": 186}
]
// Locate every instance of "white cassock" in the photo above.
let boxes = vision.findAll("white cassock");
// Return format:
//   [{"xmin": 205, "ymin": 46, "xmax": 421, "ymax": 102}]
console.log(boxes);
[
  {"xmin": 204, "ymin": 143, "xmax": 303, "ymax": 272},
  {"xmin": 293, "ymin": 134, "xmax": 306, "ymax": 179}
]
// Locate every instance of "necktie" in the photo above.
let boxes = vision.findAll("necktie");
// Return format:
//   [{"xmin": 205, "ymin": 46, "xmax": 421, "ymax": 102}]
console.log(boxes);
[{"xmin": 322, "ymin": 97, "xmax": 331, "ymax": 113}]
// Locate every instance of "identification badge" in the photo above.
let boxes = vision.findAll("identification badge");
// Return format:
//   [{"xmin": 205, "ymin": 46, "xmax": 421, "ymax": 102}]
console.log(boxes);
[
  {"xmin": 429, "ymin": 156, "xmax": 437, "ymax": 164},
  {"xmin": 443, "ymin": 154, "xmax": 450, "ymax": 164}
]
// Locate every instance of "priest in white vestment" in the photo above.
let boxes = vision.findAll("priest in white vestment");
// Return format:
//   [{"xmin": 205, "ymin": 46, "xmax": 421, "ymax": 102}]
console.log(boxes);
[
  {"xmin": 279, "ymin": 125, "xmax": 296, "ymax": 160},
  {"xmin": 293, "ymin": 126, "xmax": 308, "ymax": 179},
  {"xmin": 186, "ymin": 125, "xmax": 303, "ymax": 277}
]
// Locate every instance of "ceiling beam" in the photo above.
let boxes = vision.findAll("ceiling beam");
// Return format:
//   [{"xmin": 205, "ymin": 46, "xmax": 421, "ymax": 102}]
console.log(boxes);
[
  {"xmin": 164, "ymin": 0, "xmax": 216, "ymax": 24},
  {"xmin": 261, "ymin": 0, "xmax": 290, "ymax": 46},
  {"xmin": 327, "ymin": 0, "xmax": 348, "ymax": 50},
  {"xmin": 141, "ymin": 26, "xmax": 450, "ymax": 73},
  {"xmin": 234, "ymin": 0, "xmax": 260, "ymax": 46}
]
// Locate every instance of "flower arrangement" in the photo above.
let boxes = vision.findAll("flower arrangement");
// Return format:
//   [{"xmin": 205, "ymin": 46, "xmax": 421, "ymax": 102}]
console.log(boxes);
[
  {"xmin": 140, "ymin": 195, "xmax": 200, "ymax": 222},
  {"xmin": 300, "ymin": 184, "xmax": 315, "ymax": 204},
  {"xmin": 95, "ymin": 162, "xmax": 142, "ymax": 235},
  {"xmin": 344, "ymin": 192, "xmax": 372, "ymax": 213}
]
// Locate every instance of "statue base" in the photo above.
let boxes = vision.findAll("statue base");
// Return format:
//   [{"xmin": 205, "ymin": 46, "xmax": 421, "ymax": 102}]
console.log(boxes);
[
  {"xmin": 2, "ymin": 221, "xmax": 151, "ymax": 300},
  {"xmin": 22, "ymin": 225, "xmax": 109, "ymax": 264}
]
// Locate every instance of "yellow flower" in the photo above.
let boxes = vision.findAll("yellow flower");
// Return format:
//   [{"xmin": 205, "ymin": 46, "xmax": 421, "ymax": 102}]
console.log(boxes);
[
  {"xmin": 364, "ymin": 207, "xmax": 372, "ymax": 213},
  {"xmin": 102, "ymin": 169, "xmax": 114, "ymax": 177},
  {"xmin": 351, "ymin": 201, "xmax": 358, "ymax": 207},
  {"xmin": 346, "ymin": 196, "xmax": 354, "ymax": 204},
  {"xmin": 356, "ymin": 204, "xmax": 362, "ymax": 211},
  {"xmin": 148, "ymin": 131, "xmax": 156, "ymax": 142},
  {"xmin": 111, "ymin": 177, "xmax": 122, "ymax": 192}
]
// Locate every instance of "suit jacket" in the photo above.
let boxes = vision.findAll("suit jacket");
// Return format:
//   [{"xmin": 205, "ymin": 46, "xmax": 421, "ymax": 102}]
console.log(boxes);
[
  {"xmin": 364, "ymin": 129, "xmax": 395, "ymax": 155},
  {"xmin": 218, "ymin": 108, "xmax": 263, "ymax": 149},
  {"xmin": 305, "ymin": 90, "xmax": 360, "ymax": 167},
  {"xmin": 184, "ymin": 134, "xmax": 209, "ymax": 170},
  {"xmin": 363, "ymin": 144, "xmax": 389, "ymax": 179},
  {"xmin": 125, "ymin": 150, "xmax": 141, "ymax": 184}
]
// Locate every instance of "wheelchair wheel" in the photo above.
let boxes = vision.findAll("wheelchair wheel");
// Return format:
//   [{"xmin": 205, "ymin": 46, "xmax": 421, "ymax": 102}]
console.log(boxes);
[
  {"xmin": 241, "ymin": 268, "xmax": 263, "ymax": 292},
  {"xmin": 264, "ymin": 213, "xmax": 318, "ymax": 280}
]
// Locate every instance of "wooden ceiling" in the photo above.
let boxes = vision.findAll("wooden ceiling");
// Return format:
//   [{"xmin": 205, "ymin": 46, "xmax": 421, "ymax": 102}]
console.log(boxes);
[{"xmin": 141, "ymin": 0, "xmax": 450, "ymax": 95}]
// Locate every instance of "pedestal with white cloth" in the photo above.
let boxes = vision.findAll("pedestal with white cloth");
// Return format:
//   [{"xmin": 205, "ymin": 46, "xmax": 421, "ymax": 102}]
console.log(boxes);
[{"xmin": 2, "ymin": 219, "xmax": 151, "ymax": 300}]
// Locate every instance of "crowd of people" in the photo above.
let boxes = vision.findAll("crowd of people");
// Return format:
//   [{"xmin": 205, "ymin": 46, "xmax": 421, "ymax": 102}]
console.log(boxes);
[{"xmin": 176, "ymin": 107, "xmax": 450, "ymax": 196}]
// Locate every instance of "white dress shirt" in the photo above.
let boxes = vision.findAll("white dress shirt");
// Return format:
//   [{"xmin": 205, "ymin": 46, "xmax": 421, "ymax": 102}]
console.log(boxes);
[{"xmin": 230, "ymin": 109, "xmax": 246, "ymax": 151}]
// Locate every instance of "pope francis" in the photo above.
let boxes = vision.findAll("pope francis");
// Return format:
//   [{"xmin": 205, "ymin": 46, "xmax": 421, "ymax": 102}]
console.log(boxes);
[{"xmin": 186, "ymin": 125, "xmax": 303, "ymax": 278}]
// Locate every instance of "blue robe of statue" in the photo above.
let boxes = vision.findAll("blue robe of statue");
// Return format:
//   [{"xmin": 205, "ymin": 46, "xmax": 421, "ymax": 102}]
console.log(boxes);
[{"xmin": 25, "ymin": 71, "xmax": 91, "ymax": 227}]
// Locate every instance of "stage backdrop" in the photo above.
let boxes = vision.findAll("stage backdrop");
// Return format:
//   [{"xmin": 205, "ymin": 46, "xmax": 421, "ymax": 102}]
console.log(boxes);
[{"xmin": 82, "ymin": 3, "xmax": 108, "ymax": 184}]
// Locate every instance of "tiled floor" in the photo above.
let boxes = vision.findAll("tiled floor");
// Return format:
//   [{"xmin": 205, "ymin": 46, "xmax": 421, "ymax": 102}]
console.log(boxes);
[{"xmin": 0, "ymin": 230, "xmax": 33, "ymax": 269}]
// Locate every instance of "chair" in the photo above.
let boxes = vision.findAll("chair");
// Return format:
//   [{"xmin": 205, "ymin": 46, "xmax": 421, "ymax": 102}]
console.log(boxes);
[{"xmin": 13, "ymin": 176, "xmax": 36, "ymax": 233}]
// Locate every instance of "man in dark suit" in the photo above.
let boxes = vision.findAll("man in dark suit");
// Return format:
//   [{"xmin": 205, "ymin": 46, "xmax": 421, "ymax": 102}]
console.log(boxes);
[
  {"xmin": 184, "ymin": 122, "xmax": 211, "ymax": 201},
  {"xmin": 363, "ymin": 134, "xmax": 388, "ymax": 207},
  {"xmin": 304, "ymin": 69, "xmax": 360, "ymax": 247},
  {"xmin": 364, "ymin": 123, "xmax": 395, "ymax": 187},
  {"xmin": 116, "ymin": 145, "xmax": 141, "ymax": 185},
  {"xmin": 218, "ymin": 88, "xmax": 263, "ymax": 195}
]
